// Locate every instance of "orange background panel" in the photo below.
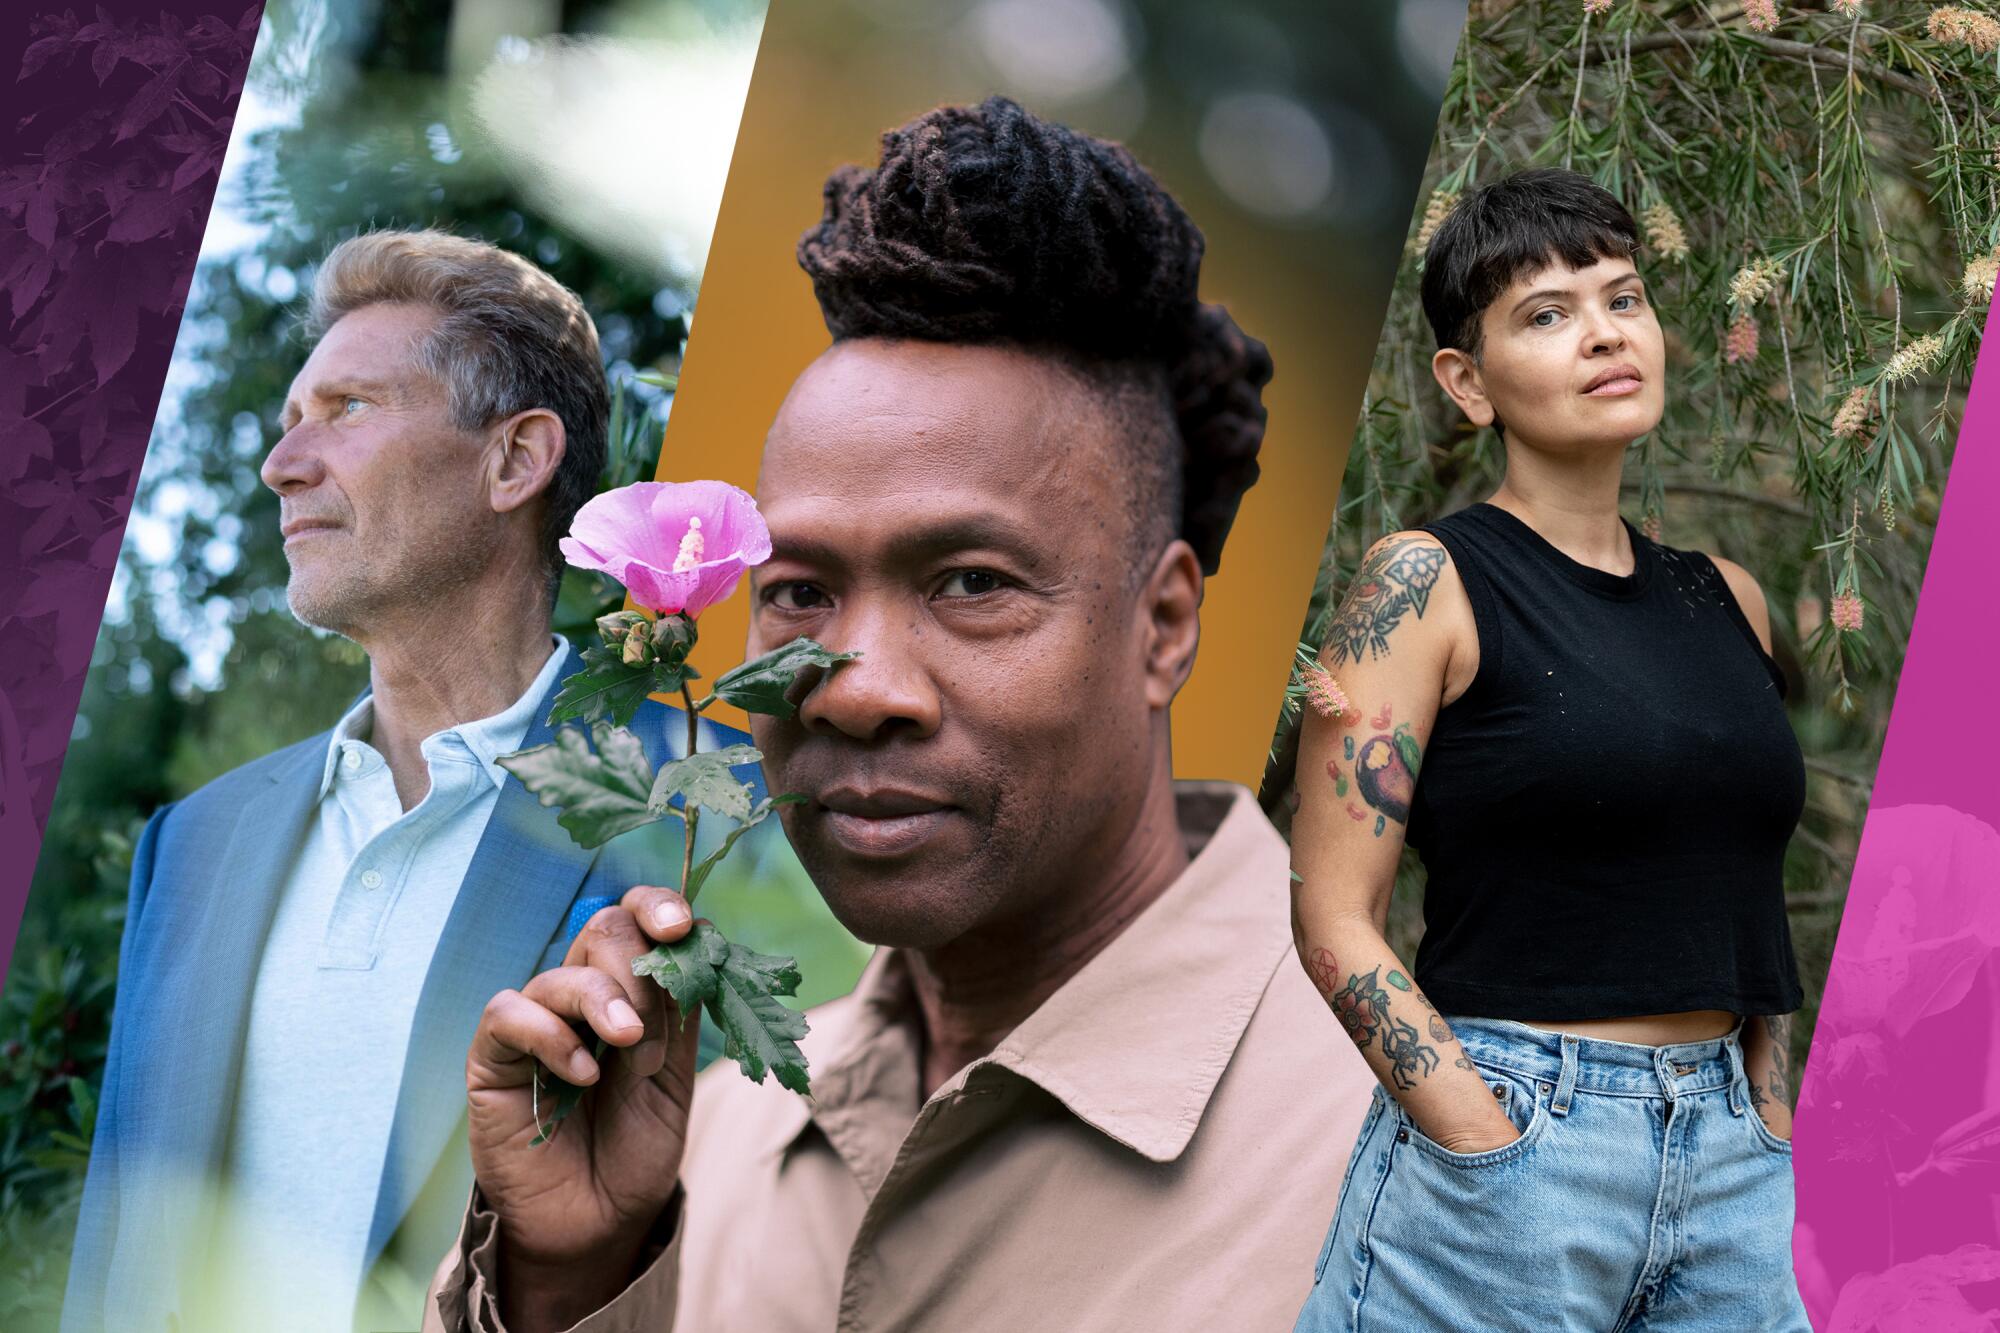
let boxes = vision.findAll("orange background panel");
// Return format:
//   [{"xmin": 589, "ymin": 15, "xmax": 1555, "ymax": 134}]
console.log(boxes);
[{"xmin": 658, "ymin": 0, "xmax": 1433, "ymax": 786}]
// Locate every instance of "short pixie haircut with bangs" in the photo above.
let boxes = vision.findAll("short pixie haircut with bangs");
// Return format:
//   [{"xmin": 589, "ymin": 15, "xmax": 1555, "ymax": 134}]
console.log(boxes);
[{"xmin": 1419, "ymin": 168, "xmax": 1642, "ymax": 358}]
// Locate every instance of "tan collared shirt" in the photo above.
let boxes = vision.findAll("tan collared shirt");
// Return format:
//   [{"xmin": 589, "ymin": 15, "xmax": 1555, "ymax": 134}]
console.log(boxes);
[{"xmin": 427, "ymin": 783, "xmax": 1374, "ymax": 1332}]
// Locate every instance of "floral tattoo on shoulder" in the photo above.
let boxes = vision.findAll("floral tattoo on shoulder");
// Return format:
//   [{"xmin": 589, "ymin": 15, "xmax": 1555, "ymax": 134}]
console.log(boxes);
[{"xmin": 1325, "ymin": 536, "xmax": 1447, "ymax": 667}]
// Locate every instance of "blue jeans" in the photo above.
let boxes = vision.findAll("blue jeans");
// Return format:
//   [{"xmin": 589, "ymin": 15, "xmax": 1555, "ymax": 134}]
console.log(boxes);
[{"xmin": 1295, "ymin": 1018, "xmax": 1810, "ymax": 1332}]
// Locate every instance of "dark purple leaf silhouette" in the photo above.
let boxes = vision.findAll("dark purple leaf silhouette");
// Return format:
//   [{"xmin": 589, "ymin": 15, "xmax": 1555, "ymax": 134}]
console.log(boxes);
[
  {"xmin": 24, "ymin": 187, "xmax": 55, "ymax": 247},
  {"xmin": 113, "ymin": 60, "xmax": 183, "ymax": 141},
  {"xmin": 19, "ymin": 36, "xmax": 72, "ymax": 82},
  {"xmin": 0, "ymin": 0, "xmax": 261, "ymax": 985}
]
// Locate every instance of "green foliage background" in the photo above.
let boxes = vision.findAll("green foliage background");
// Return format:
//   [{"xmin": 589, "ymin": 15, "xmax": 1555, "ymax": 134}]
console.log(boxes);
[
  {"xmin": 1263, "ymin": 0, "xmax": 1997, "ymax": 1077},
  {"xmin": 0, "ymin": 0, "xmax": 874, "ymax": 1325}
]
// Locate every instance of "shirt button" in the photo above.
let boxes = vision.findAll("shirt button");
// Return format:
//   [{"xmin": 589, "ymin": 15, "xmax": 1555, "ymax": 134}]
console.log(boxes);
[
  {"xmin": 360, "ymin": 869, "xmax": 384, "ymax": 889},
  {"xmin": 342, "ymin": 751, "xmax": 361, "ymax": 772}
]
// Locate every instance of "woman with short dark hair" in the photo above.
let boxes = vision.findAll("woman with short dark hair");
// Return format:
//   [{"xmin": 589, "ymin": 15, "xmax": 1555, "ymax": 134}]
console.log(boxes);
[{"xmin": 1289, "ymin": 168, "xmax": 1810, "ymax": 1331}]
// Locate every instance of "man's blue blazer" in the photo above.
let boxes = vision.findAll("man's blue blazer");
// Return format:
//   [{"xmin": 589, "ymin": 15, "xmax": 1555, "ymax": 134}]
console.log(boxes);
[{"xmin": 60, "ymin": 645, "xmax": 757, "ymax": 1332}]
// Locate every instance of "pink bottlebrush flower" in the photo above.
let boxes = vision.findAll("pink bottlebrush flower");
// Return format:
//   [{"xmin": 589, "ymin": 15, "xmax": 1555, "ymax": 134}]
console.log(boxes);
[
  {"xmin": 1931, "ymin": 6, "xmax": 2000, "ymax": 53},
  {"xmin": 1583, "ymin": 0, "xmax": 1613, "ymax": 13},
  {"xmin": 1300, "ymin": 663, "xmax": 1352, "ymax": 721},
  {"xmin": 560, "ymin": 480, "xmax": 773, "ymax": 619},
  {"xmin": 1832, "ymin": 591, "xmax": 1865, "ymax": 633},
  {"xmin": 1831, "ymin": 386, "xmax": 1873, "ymax": 440},
  {"xmin": 1640, "ymin": 202, "xmax": 1689, "ymax": 264},
  {"xmin": 1963, "ymin": 251, "xmax": 1999, "ymax": 304},
  {"xmin": 1725, "ymin": 311, "xmax": 1761, "ymax": 364},
  {"xmin": 1413, "ymin": 188, "xmax": 1459, "ymax": 254},
  {"xmin": 1884, "ymin": 332, "xmax": 1947, "ymax": 385},
  {"xmin": 1745, "ymin": 0, "xmax": 1781, "ymax": 31},
  {"xmin": 1728, "ymin": 260, "xmax": 1781, "ymax": 308},
  {"xmin": 1831, "ymin": 0, "xmax": 1862, "ymax": 14}
]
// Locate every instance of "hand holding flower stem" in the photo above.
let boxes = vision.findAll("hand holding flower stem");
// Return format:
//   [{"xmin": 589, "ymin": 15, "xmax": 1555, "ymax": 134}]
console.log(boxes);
[{"xmin": 496, "ymin": 481, "xmax": 855, "ymax": 1138}]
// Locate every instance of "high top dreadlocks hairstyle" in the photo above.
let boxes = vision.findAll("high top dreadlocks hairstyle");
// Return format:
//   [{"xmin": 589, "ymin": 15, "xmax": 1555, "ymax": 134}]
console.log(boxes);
[{"xmin": 796, "ymin": 95, "xmax": 1272, "ymax": 577}]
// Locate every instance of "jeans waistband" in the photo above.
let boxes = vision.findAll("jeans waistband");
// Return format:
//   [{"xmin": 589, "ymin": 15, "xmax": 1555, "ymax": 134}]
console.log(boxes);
[{"xmin": 1446, "ymin": 1015, "xmax": 1745, "ymax": 1103}]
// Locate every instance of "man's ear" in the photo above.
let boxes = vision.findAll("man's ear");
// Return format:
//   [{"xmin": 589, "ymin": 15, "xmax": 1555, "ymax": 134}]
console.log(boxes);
[
  {"xmin": 1141, "ymin": 539, "xmax": 1204, "ymax": 709},
  {"xmin": 1431, "ymin": 346, "xmax": 1496, "ymax": 429},
  {"xmin": 488, "ymin": 408, "xmax": 567, "ymax": 514}
]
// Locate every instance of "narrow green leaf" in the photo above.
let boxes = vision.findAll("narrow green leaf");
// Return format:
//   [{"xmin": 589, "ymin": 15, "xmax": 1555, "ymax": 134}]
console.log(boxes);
[
  {"xmin": 647, "ymin": 743, "xmax": 762, "ymax": 821},
  {"xmin": 498, "ymin": 723, "xmax": 660, "ymax": 848},
  {"xmin": 684, "ymin": 794, "xmax": 806, "ymax": 901},
  {"xmin": 632, "ymin": 922, "xmax": 810, "ymax": 1093},
  {"xmin": 710, "ymin": 637, "xmax": 858, "ymax": 718}
]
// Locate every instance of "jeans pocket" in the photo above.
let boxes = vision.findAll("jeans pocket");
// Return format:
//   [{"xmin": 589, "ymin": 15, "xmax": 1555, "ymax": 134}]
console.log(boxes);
[
  {"xmin": 1744, "ymin": 1097, "xmax": 1795, "ymax": 1157},
  {"xmin": 1400, "ymin": 1062, "xmax": 1550, "ymax": 1169}
]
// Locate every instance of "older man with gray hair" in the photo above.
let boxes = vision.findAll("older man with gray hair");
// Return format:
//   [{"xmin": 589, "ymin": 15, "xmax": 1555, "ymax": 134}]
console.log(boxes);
[{"xmin": 62, "ymin": 231, "xmax": 735, "ymax": 1333}]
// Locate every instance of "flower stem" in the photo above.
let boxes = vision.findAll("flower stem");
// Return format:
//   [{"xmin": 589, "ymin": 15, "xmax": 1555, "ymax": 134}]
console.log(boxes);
[{"xmin": 680, "ymin": 681, "xmax": 700, "ymax": 904}]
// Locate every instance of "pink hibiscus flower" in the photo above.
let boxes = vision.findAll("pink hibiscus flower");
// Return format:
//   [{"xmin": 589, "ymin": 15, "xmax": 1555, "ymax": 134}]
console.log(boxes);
[{"xmin": 560, "ymin": 480, "xmax": 773, "ymax": 619}]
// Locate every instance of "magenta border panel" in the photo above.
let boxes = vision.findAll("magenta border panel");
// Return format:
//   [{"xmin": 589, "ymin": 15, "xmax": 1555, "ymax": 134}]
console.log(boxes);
[
  {"xmin": 1794, "ymin": 330, "xmax": 2000, "ymax": 1326},
  {"xmin": 0, "ymin": 3, "xmax": 261, "ymax": 980}
]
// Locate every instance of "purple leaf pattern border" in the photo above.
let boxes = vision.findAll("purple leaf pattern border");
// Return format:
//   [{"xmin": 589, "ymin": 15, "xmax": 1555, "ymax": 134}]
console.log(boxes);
[{"xmin": 0, "ymin": 2, "xmax": 261, "ymax": 978}]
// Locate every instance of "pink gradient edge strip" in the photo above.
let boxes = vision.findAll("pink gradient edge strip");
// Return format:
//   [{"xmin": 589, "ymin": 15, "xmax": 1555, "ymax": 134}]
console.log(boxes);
[{"xmin": 1794, "ymin": 326, "xmax": 2000, "ymax": 1329}]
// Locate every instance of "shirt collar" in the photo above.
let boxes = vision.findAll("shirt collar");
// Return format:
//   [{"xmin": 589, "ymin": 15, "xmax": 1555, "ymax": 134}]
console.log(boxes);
[
  {"xmin": 784, "ymin": 782, "xmax": 1294, "ymax": 1166},
  {"xmin": 315, "ymin": 637, "xmax": 568, "ymax": 799}
]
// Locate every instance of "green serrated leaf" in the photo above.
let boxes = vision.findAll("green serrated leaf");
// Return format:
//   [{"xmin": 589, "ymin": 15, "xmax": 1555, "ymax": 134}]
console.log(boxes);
[
  {"xmin": 632, "ymin": 922, "xmax": 809, "ymax": 1092},
  {"xmin": 632, "ymin": 919, "xmax": 726, "ymax": 1016},
  {"xmin": 549, "ymin": 645, "xmax": 705, "ymax": 730},
  {"xmin": 709, "ymin": 637, "xmax": 858, "ymax": 718},
  {"xmin": 548, "ymin": 644, "xmax": 654, "ymax": 728},
  {"xmin": 498, "ymin": 723, "xmax": 660, "ymax": 848},
  {"xmin": 684, "ymin": 794, "xmax": 805, "ymax": 901},
  {"xmin": 647, "ymin": 743, "xmax": 762, "ymax": 821}
]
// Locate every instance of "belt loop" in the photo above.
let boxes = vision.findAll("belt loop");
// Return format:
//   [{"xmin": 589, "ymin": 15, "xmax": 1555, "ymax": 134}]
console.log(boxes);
[
  {"xmin": 1551, "ymin": 1034, "xmax": 1581, "ymax": 1117},
  {"xmin": 1724, "ymin": 1030, "xmax": 1748, "ymax": 1117}
]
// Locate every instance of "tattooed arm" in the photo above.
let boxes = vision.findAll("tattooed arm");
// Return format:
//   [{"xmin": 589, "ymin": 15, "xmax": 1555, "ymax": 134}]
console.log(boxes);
[
  {"xmin": 1291, "ymin": 533, "xmax": 1518, "ymax": 1153},
  {"xmin": 1742, "ymin": 1013, "xmax": 1795, "ymax": 1140}
]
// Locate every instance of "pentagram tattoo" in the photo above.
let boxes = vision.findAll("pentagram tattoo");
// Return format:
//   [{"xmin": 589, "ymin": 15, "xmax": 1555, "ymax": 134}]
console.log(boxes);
[
  {"xmin": 1324, "ymin": 537, "xmax": 1449, "ymax": 667},
  {"xmin": 1306, "ymin": 947, "xmax": 1341, "ymax": 1000}
]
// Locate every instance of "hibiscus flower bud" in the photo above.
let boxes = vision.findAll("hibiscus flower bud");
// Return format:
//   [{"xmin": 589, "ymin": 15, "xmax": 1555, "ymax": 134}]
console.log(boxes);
[
  {"xmin": 649, "ymin": 612, "xmax": 698, "ymax": 673},
  {"xmin": 596, "ymin": 610, "xmax": 646, "ymax": 646}
]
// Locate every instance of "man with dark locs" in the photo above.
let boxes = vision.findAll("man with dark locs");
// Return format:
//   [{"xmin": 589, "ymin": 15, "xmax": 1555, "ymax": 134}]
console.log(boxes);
[{"xmin": 426, "ymin": 97, "xmax": 1375, "ymax": 1332}]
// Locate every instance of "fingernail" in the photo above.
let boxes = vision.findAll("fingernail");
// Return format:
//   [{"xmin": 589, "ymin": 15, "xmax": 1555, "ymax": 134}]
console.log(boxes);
[
  {"xmin": 608, "ymin": 999, "xmax": 642, "ymax": 1032},
  {"xmin": 568, "ymin": 1050, "xmax": 598, "ymax": 1081},
  {"xmin": 652, "ymin": 900, "xmax": 691, "ymax": 933}
]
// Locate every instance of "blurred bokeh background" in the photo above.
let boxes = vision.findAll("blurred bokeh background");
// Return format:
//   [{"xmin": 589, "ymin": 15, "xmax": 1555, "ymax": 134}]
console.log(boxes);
[{"xmin": 1260, "ymin": 1, "xmax": 1997, "ymax": 1088}]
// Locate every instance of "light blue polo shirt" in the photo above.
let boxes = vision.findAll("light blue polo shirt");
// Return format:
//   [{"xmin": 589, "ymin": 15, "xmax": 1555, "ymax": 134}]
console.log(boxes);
[{"xmin": 210, "ymin": 640, "xmax": 566, "ymax": 1332}]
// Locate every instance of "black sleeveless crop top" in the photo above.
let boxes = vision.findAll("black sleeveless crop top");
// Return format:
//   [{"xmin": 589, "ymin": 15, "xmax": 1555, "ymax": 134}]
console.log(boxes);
[{"xmin": 1405, "ymin": 503, "xmax": 1805, "ymax": 1020}]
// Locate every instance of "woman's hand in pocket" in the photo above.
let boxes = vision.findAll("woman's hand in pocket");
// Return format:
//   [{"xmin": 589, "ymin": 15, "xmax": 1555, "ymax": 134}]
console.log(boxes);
[
  {"xmin": 1753, "ymin": 1096, "xmax": 1793, "ymax": 1144},
  {"xmin": 1422, "ymin": 1099, "xmax": 1524, "ymax": 1154}
]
